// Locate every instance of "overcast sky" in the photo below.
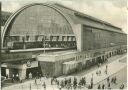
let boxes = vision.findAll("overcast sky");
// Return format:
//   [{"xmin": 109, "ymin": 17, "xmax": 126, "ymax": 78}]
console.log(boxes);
[{"xmin": 0, "ymin": 0, "xmax": 127, "ymax": 33}]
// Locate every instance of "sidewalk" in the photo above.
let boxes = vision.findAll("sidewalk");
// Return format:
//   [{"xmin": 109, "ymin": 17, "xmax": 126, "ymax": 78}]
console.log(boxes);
[
  {"xmin": 2, "ymin": 54, "xmax": 127, "ymax": 90},
  {"xmin": 57, "ymin": 54, "xmax": 127, "ymax": 88}
]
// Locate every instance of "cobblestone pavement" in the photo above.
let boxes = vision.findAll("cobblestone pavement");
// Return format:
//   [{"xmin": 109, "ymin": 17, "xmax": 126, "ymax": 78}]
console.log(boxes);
[{"xmin": 2, "ymin": 54, "xmax": 127, "ymax": 90}]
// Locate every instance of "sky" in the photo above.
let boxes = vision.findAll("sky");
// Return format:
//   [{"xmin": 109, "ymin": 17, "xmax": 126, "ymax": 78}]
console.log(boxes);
[{"xmin": 0, "ymin": 0, "xmax": 127, "ymax": 33}]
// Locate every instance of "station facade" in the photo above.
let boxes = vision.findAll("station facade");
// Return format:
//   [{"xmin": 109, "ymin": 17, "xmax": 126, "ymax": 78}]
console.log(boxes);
[{"xmin": 1, "ymin": 3, "xmax": 127, "ymax": 80}]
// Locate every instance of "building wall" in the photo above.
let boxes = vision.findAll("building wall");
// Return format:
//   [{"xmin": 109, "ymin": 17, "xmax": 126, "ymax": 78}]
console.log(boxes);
[
  {"xmin": 39, "ymin": 61, "xmax": 55, "ymax": 77},
  {"xmin": 55, "ymin": 4, "xmax": 126, "ymax": 52},
  {"xmin": 38, "ymin": 45, "xmax": 126, "ymax": 77},
  {"xmin": 82, "ymin": 26, "xmax": 94, "ymax": 50},
  {"xmin": 82, "ymin": 25, "xmax": 127, "ymax": 51}
]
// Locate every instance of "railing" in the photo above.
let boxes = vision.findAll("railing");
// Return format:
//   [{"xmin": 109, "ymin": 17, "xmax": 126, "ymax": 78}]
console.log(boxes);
[{"xmin": 4, "ymin": 41, "xmax": 77, "ymax": 50}]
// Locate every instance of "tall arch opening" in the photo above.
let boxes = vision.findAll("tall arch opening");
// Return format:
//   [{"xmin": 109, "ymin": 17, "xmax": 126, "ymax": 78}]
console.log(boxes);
[{"xmin": 3, "ymin": 4, "xmax": 77, "ymax": 50}]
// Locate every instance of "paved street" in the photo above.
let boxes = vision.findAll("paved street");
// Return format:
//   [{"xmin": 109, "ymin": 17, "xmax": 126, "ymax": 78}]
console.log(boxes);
[
  {"xmin": 2, "ymin": 54, "xmax": 127, "ymax": 90},
  {"xmin": 93, "ymin": 66, "xmax": 127, "ymax": 89}
]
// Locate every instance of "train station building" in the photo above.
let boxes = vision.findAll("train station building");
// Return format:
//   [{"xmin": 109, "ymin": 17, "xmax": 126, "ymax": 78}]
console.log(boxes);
[{"xmin": 1, "ymin": 3, "xmax": 127, "ymax": 80}]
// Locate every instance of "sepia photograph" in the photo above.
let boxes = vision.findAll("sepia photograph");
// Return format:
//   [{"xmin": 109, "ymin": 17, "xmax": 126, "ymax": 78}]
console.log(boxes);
[{"xmin": 0, "ymin": 0, "xmax": 127, "ymax": 90}]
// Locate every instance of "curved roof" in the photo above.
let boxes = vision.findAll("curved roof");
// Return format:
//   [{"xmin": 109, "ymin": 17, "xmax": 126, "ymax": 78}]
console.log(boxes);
[
  {"xmin": 54, "ymin": 3, "xmax": 125, "ymax": 34},
  {"xmin": 2, "ymin": 3, "xmax": 75, "ymax": 46}
]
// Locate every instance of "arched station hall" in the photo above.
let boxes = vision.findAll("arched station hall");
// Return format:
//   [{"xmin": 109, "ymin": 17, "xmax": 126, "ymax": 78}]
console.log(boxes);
[{"xmin": 1, "ymin": 3, "xmax": 127, "ymax": 80}]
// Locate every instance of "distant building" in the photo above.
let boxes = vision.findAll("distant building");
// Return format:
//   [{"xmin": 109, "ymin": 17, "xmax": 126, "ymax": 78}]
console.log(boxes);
[{"xmin": 1, "ymin": 3, "xmax": 127, "ymax": 79}]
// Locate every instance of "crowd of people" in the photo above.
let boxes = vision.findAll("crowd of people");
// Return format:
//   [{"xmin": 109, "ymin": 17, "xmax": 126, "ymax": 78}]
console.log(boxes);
[
  {"xmin": 97, "ymin": 76, "xmax": 125, "ymax": 89},
  {"xmin": 49, "ymin": 76, "xmax": 88, "ymax": 90},
  {"xmin": 11, "ymin": 73, "xmax": 20, "ymax": 83},
  {"xmin": 8, "ymin": 62, "xmax": 125, "ymax": 90},
  {"xmin": 32, "ymin": 62, "xmax": 125, "ymax": 90}
]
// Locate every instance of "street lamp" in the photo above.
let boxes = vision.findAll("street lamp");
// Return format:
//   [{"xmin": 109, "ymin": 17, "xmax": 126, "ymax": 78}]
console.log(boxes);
[
  {"xmin": 0, "ymin": 2, "xmax": 1, "ymax": 65},
  {"xmin": 42, "ymin": 35, "xmax": 46, "ymax": 54}
]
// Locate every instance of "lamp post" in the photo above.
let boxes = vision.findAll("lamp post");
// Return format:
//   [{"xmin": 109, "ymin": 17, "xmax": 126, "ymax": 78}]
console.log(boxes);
[
  {"xmin": 43, "ymin": 35, "xmax": 45, "ymax": 54},
  {"xmin": 0, "ymin": 2, "xmax": 1, "ymax": 63}
]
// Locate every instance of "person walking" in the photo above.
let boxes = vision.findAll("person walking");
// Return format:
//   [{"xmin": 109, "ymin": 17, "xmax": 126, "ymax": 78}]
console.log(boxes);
[
  {"xmin": 96, "ymin": 71, "xmax": 99, "ymax": 76},
  {"xmin": 12, "ymin": 74, "xmax": 15, "ymax": 83},
  {"xmin": 114, "ymin": 76, "xmax": 117, "ymax": 84},
  {"xmin": 106, "ymin": 65, "xmax": 108, "ymax": 74},
  {"xmin": 108, "ymin": 82, "xmax": 111, "ymax": 89},
  {"xmin": 107, "ymin": 77, "xmax": 110, "ymax": 83},
  {"xmin": 111, "ymin": 77, "xmax": 114, "ymax": 83},
  {"xmin": 29, "ymin": 72, "xmax": 32, "ymax": 79},
  {"xmin": 60, "ymin": 80, "xmax": 64, "ymax": 88},
  {"xmin": 51, "ymin": 78, "xmax": 53, "ymax": 85},
  {"xmin": 42, "ymin": 82, "xmax": 46, "ymax": 90},
  {"xmin": 98, "ymin": 84, "xmax": 101, "ymax": 89},
  {"xmin": 59, "ymin": 85, "xmax": 62, "ymax": 90},
  {"xmin": 36, "ymin": 72, "xmax": 39, "ymax": 79},
  {"xmin": 35, "ymin": 78, "xmax": 37, "ymax": 85},
  {"xmin": 99, "ymin": 70, "xmax": 101, "ymax": 75},
  {"xmin": 39, "ymin": 73, "xmax": 42, "ymax": 81},
  {"xmin": 120, "ymin": 83, "xmax": 124, "ymax": 89},
  {"xmin": 102, "ymin": 84, "xmax": 105, "ymax": 89},
  {"xmin": 97, "ymin": 63, "xmax": 100, "ymax": 68},
  {"xmin": 73, "ymin": 78, "xmax": 77, "ymax": 89},
  {"xmin": 6, "ymin": 74, "xmax": 8, "ymax": 79},
  {"xmin": 16, "ymin": 73, "xmax": 19, "ymax": 81}
]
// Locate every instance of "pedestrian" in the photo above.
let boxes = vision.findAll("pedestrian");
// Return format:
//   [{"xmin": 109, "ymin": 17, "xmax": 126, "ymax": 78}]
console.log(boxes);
[
  {"xmin": 120, "ymin": 83, "xmax": 124, "ymax": 89},
  {"xmin": 29, "ymin": 72, "xmax": 32, "ymax": 79},
  {"xmin": 114, "ymin": 76, "xmax": 117, "ymax": 84},
  {"xmin": 99, "ymin": 70, "xmax": 101, "ymax": 75},
  {"xmin": 59, "ymin": 85, "xmax": 62, "ymax": 90},
  {"xmin": 37, "ymin": 72, "xmax": 39, "ymax": 79},
  {"xmin": 107, "ymin": 77, "xmax": 110, "ymax": 83},
  {"xmin": 64, "ymin": 78, "xmax": 68, "ymax": 86},
  {"xmin": 122, "ymin": 83, "xmax": 124, "ymax": 89},
  {"xmin": 68, "ymin": 77, "xmax": 71, "ymax": 84},
  {"xmin": 46, "ymin": 73, "xmax": 48, "ymax": 78},
  {"xmin": 82, "ymin": 77, "xmax": 86, "ymax": 86},
  {"xmin": 73, "ymin": 78, "xmax": 77, "ymax": 89},
  {"xmin": 105, "ymin": 69, "xmax": 107, "ymax": 74},
  {"xmin": 12, "ymin": 74, "xmax": 15, "ymax": 83},
  {"xmin": 57, "ymin": 80, "xmax": 59, "ymax": 86},
  {"xmin": 78, "ymin": 79, "xmax": 82, "ymax": 87},
  {"xmin": 108, "ymin": 82, "xmax": 111, "ymax": 88},
  {"xmin": 102, "ymin": 84, "xmax": 105, "ymax": 89},
  {"xmin": 39, "ymin": 73, "xmax": 42, "ymax": 81},
  {"xmin": 90, "ymin": 77, "xmax": 93, "ymax": 88},
  {"xmin": 88, "ymin": 84, "xmax": 92, "ymax": 89},
  {"xmin": 106, "ymin": 65, "xmax": 108, "ymax": 70},
  {"xmin": 90, "ymin": 82, "xmax": 93, "ymax": 89},
  {"xmin": 111, "ymin": 77, "xmax": 114, "ymax": 83},
  {"xmin": 98, "ymin": 84, "xmax": 101, "ymax": 89},
  {"xmin": 99, "ymin": 63, "xmax": 101, "ymax": 67},
  {"xmin": 20, "ymin": 79, "xmax": 23, "ymax": 83},
  {"xmin": 97, "ymin": 63, "xmax": 100, "ymax": 68},
  {"xmin": 35, "ymin": 78, "xmax": 37, "ymax": 85},
  {"xmin": 6, "ymin": 74, "xmax": 8, "ymax": 79},
  {"xmin": 51, "ymin": 78, "xmax": 53, "ymax": 85},
  {"xmin": 60, "ymin": 80, "xmax": 64, "ymax": 88},
  {"xmin": 16, "ymin": 73, "xmax": 19, "ymax": 81},
  {"xmin": 96, "ymin": 71, "xmax": 99, "ymax": 76},
  {"xmin": 42, "ymin": 82, "xmax": 46, "ymax": 90}
]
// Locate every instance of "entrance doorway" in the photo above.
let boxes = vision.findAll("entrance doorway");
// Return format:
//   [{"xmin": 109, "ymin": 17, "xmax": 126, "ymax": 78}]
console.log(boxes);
[
  {"xmin": 26, "ymin": 67, "xmax": 42, "ymax": 79},
  {"xmin": 1, "ymin": 67, "xmax": 6, "ymax": 77}
]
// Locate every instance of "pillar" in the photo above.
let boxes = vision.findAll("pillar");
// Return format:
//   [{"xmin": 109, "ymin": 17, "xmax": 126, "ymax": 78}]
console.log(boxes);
[{"xmin": 6, "ymin": 68, "xmax": 9, "ymax": 76}]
